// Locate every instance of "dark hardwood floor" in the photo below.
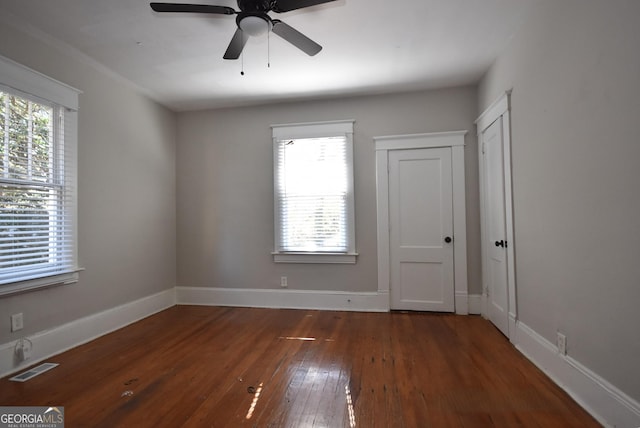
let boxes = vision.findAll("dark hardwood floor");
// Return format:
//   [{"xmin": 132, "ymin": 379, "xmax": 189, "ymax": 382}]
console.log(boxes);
[{"xmin": 0, "ymin": 306, "xmax": 600, "ymax": 427}]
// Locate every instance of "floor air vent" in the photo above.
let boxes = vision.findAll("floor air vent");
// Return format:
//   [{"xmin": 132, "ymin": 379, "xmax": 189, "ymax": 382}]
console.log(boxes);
[{"xmin": 9, "ymin": 363, "xmax": 59, "ymax": 382}]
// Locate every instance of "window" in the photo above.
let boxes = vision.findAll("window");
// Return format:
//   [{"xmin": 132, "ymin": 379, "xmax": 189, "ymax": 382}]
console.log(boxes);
[
  {"xmin": 0, "ymin": 55, "xmax": 79, "ymax": 296},
  {"xmin": 272, "ymin": 120, "xmax": 356, "ymax": 264}
]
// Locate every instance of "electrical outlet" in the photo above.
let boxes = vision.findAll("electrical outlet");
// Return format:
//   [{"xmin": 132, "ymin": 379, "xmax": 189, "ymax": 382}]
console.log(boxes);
[
  {"xmin": 11, "ymin": 313, "xmax": 23, "ymax": 332},
  {"xmin": 280, "ymin": 276, "xmax": 288, "ymax": 288},
  {"xmin": 557, "ymin": 332, "xmax": 567, "ymax": 355}
]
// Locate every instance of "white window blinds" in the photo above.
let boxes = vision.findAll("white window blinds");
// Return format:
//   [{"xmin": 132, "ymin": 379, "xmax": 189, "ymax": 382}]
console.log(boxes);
[
  {"xmin": 272, "ymin": 120, "xmax": 356, "ymax": 261},
  {"xmin": 0, "ymin": 55, "xmax": 79, "ymax": 294}
]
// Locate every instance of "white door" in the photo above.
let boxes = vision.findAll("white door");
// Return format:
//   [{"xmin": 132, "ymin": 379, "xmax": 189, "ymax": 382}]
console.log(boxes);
[
  {"xmin": 389, "ymin": 147, "xmax": 455, "ymax": 312},
  {"xmin": 482, "ymin": 117, "xmax": 509, "ymax": 335}
]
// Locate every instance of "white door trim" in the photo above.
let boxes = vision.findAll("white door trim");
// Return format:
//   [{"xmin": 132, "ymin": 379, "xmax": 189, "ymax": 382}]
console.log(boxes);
[
  {"xmin": 374, "ymin": 131, "xmax": 469, "ymax": 314},
  {"xmin": 476, "ymin": 90, "xmax": 517, "ymax": 338}
]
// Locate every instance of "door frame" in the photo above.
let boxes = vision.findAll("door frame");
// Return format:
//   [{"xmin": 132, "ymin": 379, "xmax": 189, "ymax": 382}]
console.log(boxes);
[
  {"xmin": 374, "ymin": 131, "xmax": 469, "ymax": 314},
  {"xmin": 476, "ymin": 90, "xmax": 517, "ymax": 339}
]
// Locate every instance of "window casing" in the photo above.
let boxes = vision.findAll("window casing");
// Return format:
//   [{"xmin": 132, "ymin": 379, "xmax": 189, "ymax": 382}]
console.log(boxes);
[
  {"xmin": 0, "ymin": 55, "xmax": 80, "ymax": 296},
  {"xmin": 272, "ymin": 120, "xmax": 356, "ymax": 264}
]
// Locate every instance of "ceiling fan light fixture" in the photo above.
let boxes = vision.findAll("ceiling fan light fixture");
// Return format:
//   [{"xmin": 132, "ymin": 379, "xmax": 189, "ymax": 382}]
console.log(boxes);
[{"xmin": 239, "ymin": 15, "xmax": 272, "ymax": 37}]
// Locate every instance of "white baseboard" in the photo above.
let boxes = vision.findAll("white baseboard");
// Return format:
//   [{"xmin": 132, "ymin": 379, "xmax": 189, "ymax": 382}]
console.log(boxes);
[
  {"xmin": 509, "ymin": 312, "xmax": 517, "ymax": 342},
  {"xmin": 176, "ymin": 287, "xmax": 483, "ymax": 315},
  {"xmin": 468, "ymin": 294, "xmax": 482, "ymax": 315},
  {"xmin": 514, "ymin": 321, "xmax": 640, "ymax": 428},
  {"xmin": 176, "ymin": 286, "xmax": 390, "ymax": 312},
  {"xmin": 455, "ymin": 292, "xmax": 469, "ymax": 315},
  {"xmin": 0, "ymin": 288, "xmax": 176, "ymax": 378},
  {"xmin": 5, "ymin": 285, "xmax": 636, "ymax": 428}
]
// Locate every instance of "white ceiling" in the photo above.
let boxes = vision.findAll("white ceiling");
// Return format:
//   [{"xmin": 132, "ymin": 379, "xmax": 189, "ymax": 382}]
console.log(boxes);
[{"xmin": 0, "ymin": 0, "xmax": 529, "ymax": 112}]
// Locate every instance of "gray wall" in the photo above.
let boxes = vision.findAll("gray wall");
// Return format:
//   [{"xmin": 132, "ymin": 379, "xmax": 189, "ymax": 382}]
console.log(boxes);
[
  {"xmin": 0, "ymin": 23, "xmax": 177, "ymax": 344},
  {"xmin": 479, "ymin": 0, "xmax": 640, "ymax": 401},
  {"xmin": 177, "ymin": 87, "xmax": 482, "ymax": 297}
]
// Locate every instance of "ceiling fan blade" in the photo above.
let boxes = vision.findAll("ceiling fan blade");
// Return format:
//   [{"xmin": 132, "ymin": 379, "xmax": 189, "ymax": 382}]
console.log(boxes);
[
  {"xmin": 223, "ymin": 28, "xmax": 248, "ymax": 59},
  {"xmin": 272, "ymin": 20, "xmax": 322, "ymax": 56},
  {"xmin": 150, "ymin": 3, "xmax": 236, "ymax": 15},
  {"xmin": 272, "ymin": 0, "xmax": 337, "ymax": 13}
]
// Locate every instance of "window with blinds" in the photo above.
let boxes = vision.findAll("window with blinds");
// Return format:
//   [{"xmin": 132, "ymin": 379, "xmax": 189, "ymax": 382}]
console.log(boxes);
[
  {"xmin": 0, "ymin": 55, "xmax": 79, "ymax": 295},
  {"xmin": 272, "ymin": 120, "xmax": 356, "ymax": 264}
]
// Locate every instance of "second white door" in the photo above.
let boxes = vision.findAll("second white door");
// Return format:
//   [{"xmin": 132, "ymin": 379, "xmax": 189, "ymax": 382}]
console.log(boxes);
[
  {"xmin": 481, "ymin": 117, "xmax": 510, "ymax": 335},
  {"xmin": 389, "ymin": 147, "xmax": 455, "ymax": 312}
]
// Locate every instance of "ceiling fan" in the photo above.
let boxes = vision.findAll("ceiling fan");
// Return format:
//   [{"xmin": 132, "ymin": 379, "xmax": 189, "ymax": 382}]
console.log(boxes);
[{"xmin": 150, "ymin": 0, "xmax": 336, "ymax": 59}]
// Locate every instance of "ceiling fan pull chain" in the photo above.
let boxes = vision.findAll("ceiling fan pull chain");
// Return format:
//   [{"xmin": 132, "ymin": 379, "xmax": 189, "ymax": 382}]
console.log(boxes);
[
  {"xmin": 241, "ymin": 50, "xmax": 245, "ymax": 76},
  {"xmin": 268, "ymin": 30, "xmax": 271, "ymax": 68}
]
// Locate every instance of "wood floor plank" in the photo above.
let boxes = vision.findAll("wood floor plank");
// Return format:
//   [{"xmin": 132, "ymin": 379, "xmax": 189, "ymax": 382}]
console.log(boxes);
[{"xmin": 0, "ymin": 306, "xmax": 601, "ymax": 427}]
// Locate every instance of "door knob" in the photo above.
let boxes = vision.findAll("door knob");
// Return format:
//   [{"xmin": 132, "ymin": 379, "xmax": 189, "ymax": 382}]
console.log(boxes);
[
  {"xmin": 495, "ymin": 240, "xmax": 505, "ymax": 248},
  {"xmin": 444, "ymin": 236, "xmax": 452, "ymax": 243}
]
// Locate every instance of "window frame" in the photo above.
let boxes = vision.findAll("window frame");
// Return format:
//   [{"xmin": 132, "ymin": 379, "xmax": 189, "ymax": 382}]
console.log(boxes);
[
  {"xmin": 0, "ymin": 55, "xmax": 81, "ymax": 297},
  {"xmin": 271, "ymin": 120, "xmax": 357, "ymax": 264}
]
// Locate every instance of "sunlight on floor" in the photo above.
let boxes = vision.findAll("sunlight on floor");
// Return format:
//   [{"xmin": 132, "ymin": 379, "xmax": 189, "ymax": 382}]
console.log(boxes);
[
  {"xmin": 345, "ymin": 384, "xmax": 356, "ymax": 428},
  {"xmin": 245, "ymin": 382, "xmax": 264, "ymax": 420},
  {"xmin": 279, "ymin": 336, "xmax": 316, "ymax": 341}
]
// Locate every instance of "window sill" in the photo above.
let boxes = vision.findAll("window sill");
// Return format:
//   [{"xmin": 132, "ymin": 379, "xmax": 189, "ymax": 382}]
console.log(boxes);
[
  {"xmin": 272, "ymin": 252, "xmax": 358, "ymax": 264},
  {"xmin": 0, "ymin": 269, "xmax": 83, "ymax": 298}
]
